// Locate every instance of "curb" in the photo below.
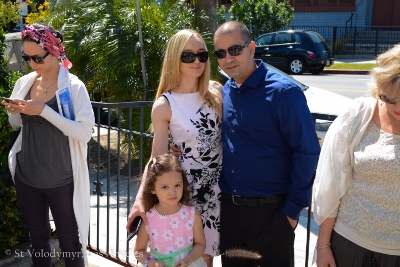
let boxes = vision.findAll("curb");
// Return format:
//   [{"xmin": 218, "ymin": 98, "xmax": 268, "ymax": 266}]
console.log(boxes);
[{"xmin": 323, "ymin": 69, "xmax": 370, "ymax": 75}]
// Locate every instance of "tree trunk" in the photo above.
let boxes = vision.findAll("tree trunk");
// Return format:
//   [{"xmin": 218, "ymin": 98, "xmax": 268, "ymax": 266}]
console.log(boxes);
[{"xmin": 190, "ymin": 0, "xmax": 218, "ymax": 33}]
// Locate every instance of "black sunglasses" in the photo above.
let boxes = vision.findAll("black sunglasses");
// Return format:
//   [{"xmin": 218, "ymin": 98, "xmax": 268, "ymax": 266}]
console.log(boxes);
[
  {"xmin": 213, "ymin": 42, "xmax": 250, "ymax": 59},
  {"xmin": 378, "ymin": 93, "xmax": 399, "ymax": 105},
  {"xmin": 21, "ymin": 51, "xmax": 50, "ymax": 64},
  {"xmin": 180, "ymin": 51, "xmax": 209, "ymax": 64}
]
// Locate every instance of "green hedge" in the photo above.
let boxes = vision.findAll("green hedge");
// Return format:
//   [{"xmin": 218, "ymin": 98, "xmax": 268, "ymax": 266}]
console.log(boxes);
[{"xmin": 0, "ymin": 28, "xmax": 28, "ymax": 257}]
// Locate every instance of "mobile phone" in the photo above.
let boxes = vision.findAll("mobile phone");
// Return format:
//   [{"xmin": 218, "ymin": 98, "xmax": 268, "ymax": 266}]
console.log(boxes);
[
  {"xmin": 2, "ymin": 97, "xmax": 18, "ymax": 104},
  {"xmin": 127, "ymin": 216, "xmax": 142, "ymax": 242}
]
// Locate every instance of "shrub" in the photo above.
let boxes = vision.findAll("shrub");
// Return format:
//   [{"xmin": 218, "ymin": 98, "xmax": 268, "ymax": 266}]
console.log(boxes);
[{"xmin": 0, "ymin": 28, "xmax": 28, "ymax": 257}]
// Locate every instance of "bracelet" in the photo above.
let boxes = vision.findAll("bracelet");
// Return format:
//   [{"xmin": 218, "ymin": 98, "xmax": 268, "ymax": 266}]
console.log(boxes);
[
  {"xmin": 316, "ymin": 243, "xmax": 331, "ymax": 250},
  {"xmin": 144, "ymin": 256, "xmax": 151, "ymax": 267}
]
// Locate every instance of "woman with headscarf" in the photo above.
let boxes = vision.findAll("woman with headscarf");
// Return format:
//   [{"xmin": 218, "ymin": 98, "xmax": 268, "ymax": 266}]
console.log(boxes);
[{"xmin": 1, "ymin": 23, "xmax": 94, "ymax": 267}]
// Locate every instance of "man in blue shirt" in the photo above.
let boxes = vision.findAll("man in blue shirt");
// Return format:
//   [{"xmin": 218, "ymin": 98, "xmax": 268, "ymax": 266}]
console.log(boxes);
[{"xmin": 213, "ymin": 21, "xmax": 320, "ymax": 266}]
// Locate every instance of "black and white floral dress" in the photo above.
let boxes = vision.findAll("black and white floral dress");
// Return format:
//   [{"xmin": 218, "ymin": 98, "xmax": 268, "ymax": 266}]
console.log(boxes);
[{"xmin": 163, "ymin": 91, "xmax": 222, "ymax": 256}]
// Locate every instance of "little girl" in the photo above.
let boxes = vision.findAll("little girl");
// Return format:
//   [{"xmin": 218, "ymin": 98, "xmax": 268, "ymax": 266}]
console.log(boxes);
[{"xmin": 134, "ymin": 154, "xmax": 207, "ymax": 267}]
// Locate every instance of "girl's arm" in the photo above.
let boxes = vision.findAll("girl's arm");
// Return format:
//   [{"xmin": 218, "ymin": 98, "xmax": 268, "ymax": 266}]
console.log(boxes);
[
  {"xmin": 126, "ymin": 97, "xmax": 171, "ymax": 229},
  {"xmin": 174, "ymin": 210, "xmax": 206, "ymax": 267},
  {"xmin": 316, "ymin": 217, "xmax": 337, "ymax": 267},
  {"xmin": 134, "ymin": 223, "xmax": 167, "ymax": 267}
]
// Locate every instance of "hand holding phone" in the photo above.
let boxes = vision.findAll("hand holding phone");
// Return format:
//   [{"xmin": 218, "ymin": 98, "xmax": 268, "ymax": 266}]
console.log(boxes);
[
  {"xmin": 2, "ymin": 97, "xmax": 18, "ymax": 105},
  {"xmin": 127, "ymin": 216, "xmax": 142, "ymax": 241}
]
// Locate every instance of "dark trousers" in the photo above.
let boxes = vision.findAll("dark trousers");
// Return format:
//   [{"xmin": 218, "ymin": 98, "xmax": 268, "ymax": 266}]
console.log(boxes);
[
  {"xmin": 14, "ymin": 175, "xmax": 84, "ymax": 267},
  {"xmin": 220, "ymin": 192, "xmax": 295, "ymax": 267},
  {"xmin": 331, "ymin": 231, "xmax": 400, "ymax": 267}
]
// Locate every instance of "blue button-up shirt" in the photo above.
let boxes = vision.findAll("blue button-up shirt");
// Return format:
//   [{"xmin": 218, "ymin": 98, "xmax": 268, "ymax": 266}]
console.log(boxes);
[{"xmin": 220, "ymin": 60, "xmax": 320, "ymax": 220}]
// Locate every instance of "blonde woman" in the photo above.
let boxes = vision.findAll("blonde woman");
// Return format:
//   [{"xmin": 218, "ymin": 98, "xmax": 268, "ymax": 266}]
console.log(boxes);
[
  {"xmin": 314, "ymin": 45, "xmax": 400, "ymax": 267},
  {"xmin": 127, "ymin": 29, "xmax": 222, "ymax": 266}
]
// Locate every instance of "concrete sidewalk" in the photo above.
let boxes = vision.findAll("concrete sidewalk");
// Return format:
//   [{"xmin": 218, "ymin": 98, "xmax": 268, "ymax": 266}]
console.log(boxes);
[{"xmin": 323, "ymin": 55, "xmax": 376, "ymax": 75}]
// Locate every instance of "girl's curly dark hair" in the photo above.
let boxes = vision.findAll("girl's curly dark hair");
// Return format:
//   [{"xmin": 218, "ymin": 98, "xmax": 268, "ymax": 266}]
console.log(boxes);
[{"xmin": 141, "ymin": 153, "xmax": 191, "ymax": 212}]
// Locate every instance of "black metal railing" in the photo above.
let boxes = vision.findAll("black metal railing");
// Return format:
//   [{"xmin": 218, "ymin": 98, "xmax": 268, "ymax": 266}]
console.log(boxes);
[
  {"xmin": 87, "ymin": 102, "xmax": 338, "ymax": 267},
  {"xmin": 283, "ymin": 26, "xmax": 400, "ymax": 56},
  {"xmin": 88, "ymin": 101, "xmax": 153, "ymax": 266}
]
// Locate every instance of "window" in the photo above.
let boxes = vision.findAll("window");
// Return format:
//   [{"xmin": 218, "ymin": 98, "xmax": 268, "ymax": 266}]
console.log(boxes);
[
  {"xmin": 255, "ymin": 34, "xmax": 273, "ymax": 46},
  {"xmin": 295, "ymin": 0, "xmax": 310, "ymax": 5},
  {"xmin": 321, "ymin": 0, "xmax": 335, "ymax": 5},
  {"xmin": 339, "ymin": 0, "xmax": 353, "ymax": 4},
  {"xmin": 273, "ymin": 33, "xmax": 292, "ymax": 44},
  {"xmin": 294, "ymin": 34, "xmax": 302, "ymax": 43},
  {"xmin": 291, "ymin": 0, "xmax": 355, "ymax": 12}
]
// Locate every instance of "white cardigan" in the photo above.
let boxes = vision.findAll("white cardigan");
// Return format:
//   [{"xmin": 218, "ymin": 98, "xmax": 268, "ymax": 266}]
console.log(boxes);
[
  {"xmin": 8, "ymin": 66, "xmax": 94, "ymax": 266},
  {"xmin": 313, "ymin": 97, "xmax": 376, "ymax": 224}
]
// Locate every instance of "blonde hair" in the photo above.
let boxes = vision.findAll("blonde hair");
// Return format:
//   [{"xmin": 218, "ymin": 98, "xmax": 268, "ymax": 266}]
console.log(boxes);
[
  {"xmin": 369, "ymin": 45, "xmax": 400, "ymax": 98},
  {"xmin": 155, "ymin": 29, "xmax": 222, "ymax": 119}
]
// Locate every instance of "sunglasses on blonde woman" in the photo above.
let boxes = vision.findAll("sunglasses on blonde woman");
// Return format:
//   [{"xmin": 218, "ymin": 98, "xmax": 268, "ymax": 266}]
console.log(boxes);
[
  {"xmin": 180, "ymin": 51, "xmax": 209, "ymax": 63},
  {"xmin": 21, "ymin": 51, "xmax": 50, "ymax": 64},
  {"xmin": 378, "ymin": 93, "xmax": 399, "ymax": 105}
]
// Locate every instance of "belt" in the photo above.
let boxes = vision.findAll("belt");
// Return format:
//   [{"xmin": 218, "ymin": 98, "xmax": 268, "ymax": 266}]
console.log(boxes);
[{"xmin": 226, "ymin": 192, "xmax": 287, "ymax": 206}]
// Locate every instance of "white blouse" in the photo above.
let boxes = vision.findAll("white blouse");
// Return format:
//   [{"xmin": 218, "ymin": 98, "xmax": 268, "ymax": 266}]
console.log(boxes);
[
  {"xmin": 314, "ymin": 97, "xmax": 400, "ymax": 255},
  {"xmin": 334, "ymin": 122, "xmax": 400, "ymax": 255}
]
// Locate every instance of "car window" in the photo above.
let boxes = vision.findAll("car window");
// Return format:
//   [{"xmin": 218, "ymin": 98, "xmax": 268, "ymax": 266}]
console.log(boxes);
[
  {"xmin": 273, "ymin": 33, "xmax": 291, "ymax": 44},
  {"xmin": 294, "ymin": 33, "xmax": 302, "ymax": 43},
  {"xmin": 255, "ymin": 34, "xmax": 273, "ymax": 46},
  {"xmin": 306, "ymin": 31, "xmax": 326, "ymax": 43}
]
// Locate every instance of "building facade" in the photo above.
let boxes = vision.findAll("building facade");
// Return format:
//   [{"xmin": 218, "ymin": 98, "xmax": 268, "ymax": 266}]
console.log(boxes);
[{"xmin": 218, "ymin": 0, "xmax": 400, "ymax": 27}]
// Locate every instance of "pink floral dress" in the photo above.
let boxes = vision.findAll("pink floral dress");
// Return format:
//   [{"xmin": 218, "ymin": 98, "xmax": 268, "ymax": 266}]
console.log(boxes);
[{"xmin": 141, "ymin": 205, "xmax": 206, "ymax": 267}]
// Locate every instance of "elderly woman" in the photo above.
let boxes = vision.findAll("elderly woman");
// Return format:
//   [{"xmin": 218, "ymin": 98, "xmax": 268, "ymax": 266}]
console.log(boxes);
[
  {"xmin": 313, "ymin": 45, "xmax": 400, "ymax": 267},
  {"xmin": 1, "ymin": 23, "xmax": 94, "ymax": 266}
]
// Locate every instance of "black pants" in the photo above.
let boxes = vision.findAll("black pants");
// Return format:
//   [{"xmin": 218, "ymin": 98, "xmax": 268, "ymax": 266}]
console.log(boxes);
[
  {"xmin": 220, "ymin": 192, "xmax": 295, "ymax": 267},
  {"xmin": 331, "ymin": 231, "xmax": 400, "ymax": 267},
  {"xmin": 14, "ymin": 175, "xmax": 84, "ymax": 267}
]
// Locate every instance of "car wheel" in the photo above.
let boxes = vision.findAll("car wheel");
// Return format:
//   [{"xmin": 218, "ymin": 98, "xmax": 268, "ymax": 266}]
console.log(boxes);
[
  {"xmin": 288, "ymin": 57, "xmax": 305, "ymax": 75},
  {"xmin": 310, "ymin": 66, "xmax": 324, "ymax": 75}
]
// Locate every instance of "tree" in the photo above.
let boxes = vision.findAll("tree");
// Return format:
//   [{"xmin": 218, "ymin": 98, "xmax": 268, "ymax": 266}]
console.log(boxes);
[
  {"xmin": 43, "ymin": 0, "xmax": 209, "ymax": 102},
  {"xmin": 36, "ymin": 0, "xmax": 213, "ymax": 164},
  {"xmin": 0, "ymin": 0, "xmax": 21, "ymax": 32},
  {"xmin": 229, "ymin": 0, "xmax": 294, "ymax": 39},
  {"xmin": 186, "ymin": 0, "xmax": 218, "ymax": 33}
]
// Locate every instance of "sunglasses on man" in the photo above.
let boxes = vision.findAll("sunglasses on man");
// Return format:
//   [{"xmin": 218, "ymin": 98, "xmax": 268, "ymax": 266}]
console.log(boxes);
[
  {"xmin": 21, "ymin": 51, "xmax": 50, "ymax": 64},
  {"xmin": 213, "ymin": 42, "xmax": 250, "ymax": 59},
  {"xmin": 378, "ymin": 93, "xmax": 399, "ymax": 105},
  {"xmin": 180, "ymin": 51, "xmax": 209, "ymax": 64}
]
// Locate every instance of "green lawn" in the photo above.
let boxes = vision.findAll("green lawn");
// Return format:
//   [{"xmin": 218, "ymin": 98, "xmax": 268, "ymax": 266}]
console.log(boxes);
[{"xmin": 326, "ymin": 63, "xmax": 376, "ymax": 71}]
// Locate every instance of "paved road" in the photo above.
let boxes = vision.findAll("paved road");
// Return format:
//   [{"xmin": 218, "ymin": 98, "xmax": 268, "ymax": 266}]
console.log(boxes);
[{"xmin": 294, "ymin": 74, "xmax": 371, "ymax": 99}]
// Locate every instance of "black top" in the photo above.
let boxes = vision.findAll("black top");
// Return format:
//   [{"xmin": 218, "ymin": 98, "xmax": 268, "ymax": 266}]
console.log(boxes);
[{"xmin": 16, "ymin": 93, "xmax": 73, "ymax": 188}]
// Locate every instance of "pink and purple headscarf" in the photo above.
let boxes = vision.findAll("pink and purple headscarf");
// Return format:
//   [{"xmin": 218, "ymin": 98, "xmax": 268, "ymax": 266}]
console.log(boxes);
[{"xmin": 21, "ymin": 25, "xmax": 72, "ymax": 70}]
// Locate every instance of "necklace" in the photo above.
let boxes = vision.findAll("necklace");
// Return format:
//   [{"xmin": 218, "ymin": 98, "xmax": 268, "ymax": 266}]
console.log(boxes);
[{"xmin": 40, "ymin": 79, "xmax": 57, "ymax": 93}]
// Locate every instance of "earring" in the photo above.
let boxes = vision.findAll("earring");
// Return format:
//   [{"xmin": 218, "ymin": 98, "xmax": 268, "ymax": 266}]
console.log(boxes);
[{"xmin": 380, "ymin": 101, "xmax": 384, "ymax": 106}]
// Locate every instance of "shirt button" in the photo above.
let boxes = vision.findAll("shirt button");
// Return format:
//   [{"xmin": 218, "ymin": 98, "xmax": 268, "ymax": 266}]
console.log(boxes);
[
  {"xmin": 231, "ymin": 149, "xmax": 234, "ymax": 153},
  {"xmin": 231, "ymin": 170, "xmax": 234, "ymax": 173},
  {"xmin": 232, "ymin": 130, "xmax": 234, "ymax": 133},
  {"xmin": 233, "ymin": 189, "xmax": 236, "ymax": 193}
]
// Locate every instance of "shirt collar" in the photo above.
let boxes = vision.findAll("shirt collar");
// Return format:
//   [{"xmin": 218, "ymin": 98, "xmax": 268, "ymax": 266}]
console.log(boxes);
[{"xmin": 228, "ymin": 59, "xmax": 267, "ymax": 91}]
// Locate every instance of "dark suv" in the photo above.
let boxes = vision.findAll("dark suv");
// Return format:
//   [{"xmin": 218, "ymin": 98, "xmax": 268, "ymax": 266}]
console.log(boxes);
[{"xmin": 254, "ymin": 30, "xmax": 334, "ymax": 74}]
